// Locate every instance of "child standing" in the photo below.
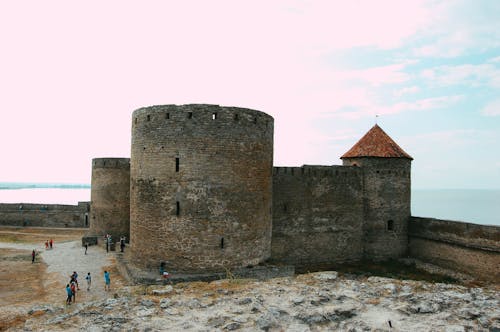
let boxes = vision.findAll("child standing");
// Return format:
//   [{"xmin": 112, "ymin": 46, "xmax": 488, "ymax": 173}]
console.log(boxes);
[
  {"xmin": 104, "ymin": 270, "xmax": 110, "ymax": 291},
  {"xmin": 86, "ymin": 272, "xmax": 91, "ymax": 291}
]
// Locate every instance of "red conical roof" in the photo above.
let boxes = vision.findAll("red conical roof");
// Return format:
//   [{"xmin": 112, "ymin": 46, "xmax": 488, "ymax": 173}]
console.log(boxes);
[{"xmin": 341, "ymin": 124, "xmax": 413, "ymax": 159}]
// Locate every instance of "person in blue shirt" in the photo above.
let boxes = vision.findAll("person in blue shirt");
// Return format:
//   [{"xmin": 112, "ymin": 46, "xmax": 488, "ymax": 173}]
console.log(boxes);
[
  {"xmin": 104, "ymin": 270, "xmax": 110, "ymax": 291},
  {"xmin": 65, "ymin": 284, "xmax": 72, "ymax": 305}
]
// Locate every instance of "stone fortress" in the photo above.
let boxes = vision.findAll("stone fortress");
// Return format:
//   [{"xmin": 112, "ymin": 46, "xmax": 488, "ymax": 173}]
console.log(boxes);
[
  {"xmin": 1, "ymin": 103, "xmax": 496, "ymax": 281},
  {"xmin": 85, "ymin": 104, "xmax": 499, "ymax": 281}
]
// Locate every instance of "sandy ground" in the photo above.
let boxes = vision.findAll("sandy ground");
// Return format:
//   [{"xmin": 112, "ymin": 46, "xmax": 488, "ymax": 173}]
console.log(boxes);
[{"xmin": 0, "ymin": 227, "xmax": 124, "ymax": 331}]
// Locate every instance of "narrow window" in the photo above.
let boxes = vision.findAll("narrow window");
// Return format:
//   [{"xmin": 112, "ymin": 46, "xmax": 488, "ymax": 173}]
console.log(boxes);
[
  {"xmin": 166, "ymin": 113, "xmax": 170, "ymax": 119},
  {"xmin": 234, "ymin": 114, "xmax": 239, "ymax": 121},
  {"xmin": 254, "ymin": 117, "xmax": 257, "ymax": 124},
  {"xmin": 220, "ymin": 237, "xmax": 224, "ymax": 249},
  {"xmin": 212, "ymin": 112, "xmax": 217, "ymax": 120},
  {"xmin": 387, "ymin": 220, "xmax": 394, "ymax": 231},
  {"xmin": 188, "ymin": 112, "xmax": 193, "ymax": 119},
  {"xmin": 147, "ymin": 115, "xmax": 151, "ymax": 121},
  {"xmin": 176, "ymin": 202, "xmax": 180, "ymax": 216},
  {"xmin": 135, "ymin": 118, "xmax": 137, "ymax": 124},
  {"xmin": 175, "ymin": 157, "xmax": 179, "ymax": 172},
  {"xmin": 283, "ymin": 203, "xmax": 287, "ymax": 213}
]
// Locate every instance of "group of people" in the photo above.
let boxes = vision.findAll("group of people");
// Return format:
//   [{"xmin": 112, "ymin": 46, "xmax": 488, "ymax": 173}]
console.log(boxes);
[
  {"xmin": 44, "ymin": 239, "xmax": 54, "ymax": 250},
  {"xmin": 104, "ymin": 234, "xmax": 127, "ymax": 253},
  {"xmin": 64, "ymin": 270, "xmax": 111, "ymax": 304},
  {"xmin": 65, "ymin": 271, "xmax": 95, "ymax": 305}
]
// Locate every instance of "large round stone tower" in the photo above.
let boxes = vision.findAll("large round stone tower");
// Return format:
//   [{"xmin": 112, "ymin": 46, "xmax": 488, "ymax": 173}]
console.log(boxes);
[
  {"xmin": 130, "ymin": 104, "xmax": 274, "ymax": 272},
  {"xmin": 89, "ymin": 158, "xmax": 130, "ymax": 241},
  {"xmin": 341, "ymin": 124, "xmax": 412, "ymax": 260}
]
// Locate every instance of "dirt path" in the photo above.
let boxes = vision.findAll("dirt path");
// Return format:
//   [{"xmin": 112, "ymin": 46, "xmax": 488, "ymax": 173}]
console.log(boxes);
[{"xmin": 0, "ymin": 240, "xmax": 121, "ymax": 301}]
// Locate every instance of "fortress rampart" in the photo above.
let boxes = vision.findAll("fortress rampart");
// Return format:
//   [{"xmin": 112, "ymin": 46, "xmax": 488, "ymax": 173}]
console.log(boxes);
[
  {"xmin": 0, "ymin": 202, "xmax": 89, "ymax": 228},
  {"xmin": 271, "ymin": 165, "xmax": 364, "ymax": 266},
  {"xmin": 130, "ymin": 104, "xmax": 274, "ymax": 272},
  {"xmin": 89, "ymin": 158, "xmax": 130, "ymax": 241},
  {"xmin": 409, "ymin": 217, "xmax": 500, "ymax": 282}
]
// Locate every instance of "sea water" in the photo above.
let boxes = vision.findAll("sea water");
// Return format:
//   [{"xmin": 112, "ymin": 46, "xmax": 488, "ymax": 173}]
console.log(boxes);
[
  {"xmin": 412, "ymin": 189, "xmax": 500, "ymax": 226},
  {"xmin": 0, "ymin": 185, "xmax": 90, "ymax": 205},
  {"xmin": 0, "ymin": 185, "xmax": 498, "ymax": 226}
]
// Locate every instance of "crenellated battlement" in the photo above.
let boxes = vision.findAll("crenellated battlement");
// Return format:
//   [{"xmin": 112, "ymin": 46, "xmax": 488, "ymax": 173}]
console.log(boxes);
[
  {"xmin": 273, "ymin": 165, "xmax": 361, "ymax": 177},
  {"xmin": 132, "ymin": 104, "xmax": 274, "ymax": 135},
  {"xmin": 92, "ymin": 158, "xmax": 130, "ymax": 169}
]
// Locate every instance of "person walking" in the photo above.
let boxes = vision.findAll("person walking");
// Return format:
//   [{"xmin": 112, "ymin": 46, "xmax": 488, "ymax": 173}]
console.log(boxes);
[
  {"xmin": 49, "ymin": 239, "xmax": 53, "ymax": 249},
  {"xmin": 72, "ymin": 271, "xmax": 80, "ymax": 290},
  {"xmin": 31, "ymin": 249, "xmax": 36, "ymax": 263},
  {"xmin": 104, "ymin": 270, "xmax": 110, "ymax": 291},
  {"xmin": 86, "ymin": 272, "xmax": 91, "ymax": 291},
  {"xmin": 84, "ymin": 243, "xmax": 88, "ymax": 255},
  {"xmin": 66, "ymin": 284, "xmax": 72, "ymax": 305},
  {"xmin": 70, "ymin": 280, "xmax": 77, "ymax": 303}
]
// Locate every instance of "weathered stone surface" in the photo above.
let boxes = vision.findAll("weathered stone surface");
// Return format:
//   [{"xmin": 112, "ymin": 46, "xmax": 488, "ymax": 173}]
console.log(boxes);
[
  {"xmin": 409, "ymin": 217, "xmax": 500, "ymax": 282},
  {"xmin": 130, "ymin": 105, "xmax": 273, "ymax": 272},
  {"xmin": 0, "ymin": 202, "xmax": 89, "ymax": 228},
  {"xmin": 271, "ymin": 165, "xmax": 364, "ymax": 266},
  {"xmin": 14, "ymin": 272, "xmax": 500, "ymax": 331},
  {"xmin": 152, "ymin": 285, "xmax": 173, "ymax": 295},
  {"xmin": 89, "ymin": 158, "xmax": 130, "ymax": 241}
]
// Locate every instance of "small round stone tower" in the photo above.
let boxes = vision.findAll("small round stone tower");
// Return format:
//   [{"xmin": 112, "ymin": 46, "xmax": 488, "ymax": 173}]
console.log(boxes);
[
  {"xmin": 130, "ymin": 104, "xmax": 274, "ymax": 272},
  {"xmin": 89, "ymin": 158, "xmax": 130, "ymax": 242},
  {"xmin": 341, "ymin": 124, "xmax": 412, "ymax": 260}
]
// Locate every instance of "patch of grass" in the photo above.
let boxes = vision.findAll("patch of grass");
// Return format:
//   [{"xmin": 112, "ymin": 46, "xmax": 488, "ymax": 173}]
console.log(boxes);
[
  {"xmin": 0, "ymin": 234, "xmax": 22, "ymax": 243},
  {"xmin": 296, "ymin": 260, "xmax": 459, "ymax": 284},
  {"xmin": 334, "ymin": 260, "xmax": 460, "ymax": 284}
]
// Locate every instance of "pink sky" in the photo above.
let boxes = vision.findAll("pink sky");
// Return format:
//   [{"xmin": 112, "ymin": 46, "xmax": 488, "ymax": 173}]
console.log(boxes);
[{"xmin": 1, "ymin": 1, "xmax": 499, "ymax": 189}]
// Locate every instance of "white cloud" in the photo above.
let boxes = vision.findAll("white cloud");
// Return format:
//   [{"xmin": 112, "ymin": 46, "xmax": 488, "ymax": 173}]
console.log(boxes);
[
  {"xmin": 488, "ymin": 56, "xmax": 500, "ymax": 63},
  {"xmin": 394, "ymin": 86, "xmax": 420, "ymax": 97},
  {"xmin": 420, "ymin": 64, "xmax": 500, "ymax": 88},
  {"xmin": 411, "ymin": 1, "xmax": 500, "ymax": 58},
  {"xmin": 481, "ymin": 99, "xmax": 500, "ymax": 116},
  {"xmin": 326, "ymin": 95, "xmax": 463, "ymax": 120}
]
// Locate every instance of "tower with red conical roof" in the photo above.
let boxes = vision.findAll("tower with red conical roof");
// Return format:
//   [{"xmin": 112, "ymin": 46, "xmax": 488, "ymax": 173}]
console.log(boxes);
[{"xmin": 341, "ymin": 124, "xmax": 413, "ymax": 260}]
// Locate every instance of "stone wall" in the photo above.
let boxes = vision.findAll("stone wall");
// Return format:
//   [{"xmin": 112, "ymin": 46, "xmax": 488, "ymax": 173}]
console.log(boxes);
[
  {"xmin": 409, "ymin": 217, "xmax": 500, "ymax": 281},
  {"xmin": 89, "ymin": 158, "xmax": 130, "ymax": 241},
  {"xmin": 0, "ymin": 202, "xmax": 90, "ymax": 228},
  {"xmin": 130, "ymin": 104, "xmax": 274, "ymax": 272},
  {"xmin": 342, "ymin": 157, "xmax": 412, "ymax": 260},
  {"xmin": 271, "ymin": 165, "xmax": 364, "ymax": 267}
]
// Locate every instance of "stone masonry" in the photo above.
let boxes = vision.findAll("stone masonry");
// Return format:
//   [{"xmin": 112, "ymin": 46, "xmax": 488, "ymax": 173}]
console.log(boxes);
[
  {"xmin": 129, "ymin": 105, "xmax": 273, "ymax": 272},
  {"xmin": 271, "ymin": 165, "xmax": 364, "ymax": 266},
  {"xmin": 84, "ymin": 104, "xmax": 499, "ymax": 280},
  {"xmin": 89, "ymin": 158, "xmax": 130, "ymax": 242}
]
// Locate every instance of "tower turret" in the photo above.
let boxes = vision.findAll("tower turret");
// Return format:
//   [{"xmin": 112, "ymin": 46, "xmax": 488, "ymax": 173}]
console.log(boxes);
[
  {"xmin": 89, "ymin": 158, "xmax": 131, "ymax": 242},
  {"xmin": 341, "ymin": 124, "xmax": 412, "ymax": 260},
  {"xmin": 130, "ymin": 104, "xmax": 274, "ymax": 272}
]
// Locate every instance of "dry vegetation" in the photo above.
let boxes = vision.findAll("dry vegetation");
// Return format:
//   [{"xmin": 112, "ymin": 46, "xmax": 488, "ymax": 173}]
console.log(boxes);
[
  {"xmin": 0, "ymin": 226, "xmax": 85, "ymax": 244},
  {"xmin": 0, "ymin": 227, "xmax": 86, "ymax": 331}
]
